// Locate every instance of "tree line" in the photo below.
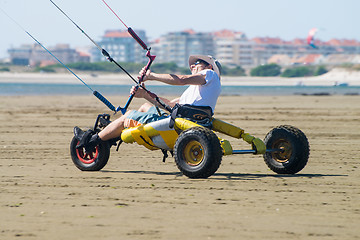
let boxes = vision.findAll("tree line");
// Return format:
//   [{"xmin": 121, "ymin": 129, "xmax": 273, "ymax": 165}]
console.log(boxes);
[
  {"xmin": 250, "ymin": 63, "xmax": 328, "ymax": 77},
  {"xmin": 0, "ymin": 61, "xmax": 346, "ymax": 78},
  {"xmin": 31, "ymin": 62, "xmax": 247, "ymax": 76}
]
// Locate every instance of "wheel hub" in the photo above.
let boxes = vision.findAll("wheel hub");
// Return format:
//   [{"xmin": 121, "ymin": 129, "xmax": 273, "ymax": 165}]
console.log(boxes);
[
  {"xmin": 183, "ymin": 140, "xmax": 204, "ymax": 166},
  {"xmin": 76, "ymin": 142, "xmax": 99, "ymax": 164},
  {"xmin": 271, "ymin": 139, "xmax": 292, "ymax": 163}
]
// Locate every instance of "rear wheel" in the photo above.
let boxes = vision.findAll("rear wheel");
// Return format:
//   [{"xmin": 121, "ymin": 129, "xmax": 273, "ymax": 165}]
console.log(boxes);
[
  {"xmin": 174, "ymin": 127, "xmax": 222, "ymax": 178},
  {"xmin": 70, "ymin": 136, "xmax": 110, "ymax": 171},
  {"xmin": 263, "ymin": 125, "xmax": 310, "ymax": 174}
]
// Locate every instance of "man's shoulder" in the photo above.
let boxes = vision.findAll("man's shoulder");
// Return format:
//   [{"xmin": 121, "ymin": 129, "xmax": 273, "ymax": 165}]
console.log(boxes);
[{"xmin": 202, "ymin": 69, "xmax": 220, "ymax": 82}]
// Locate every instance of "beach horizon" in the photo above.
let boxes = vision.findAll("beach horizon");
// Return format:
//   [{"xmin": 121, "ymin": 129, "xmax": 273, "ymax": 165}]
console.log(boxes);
[{"xmin": 0, "ymin": 67, "xmax": 359, "ymax": 86}]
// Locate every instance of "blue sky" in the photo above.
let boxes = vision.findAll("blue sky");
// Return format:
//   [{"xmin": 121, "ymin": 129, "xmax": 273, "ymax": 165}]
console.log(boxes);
[{"xmin": 0, "ymin": 0, "xmax": 359, "ymax": 58}]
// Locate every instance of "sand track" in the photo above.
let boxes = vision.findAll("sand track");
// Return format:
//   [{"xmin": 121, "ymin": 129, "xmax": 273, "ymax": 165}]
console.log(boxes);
[{"xmin": 1, "ymin": 95, "xmax": 359, "ymax": 239}]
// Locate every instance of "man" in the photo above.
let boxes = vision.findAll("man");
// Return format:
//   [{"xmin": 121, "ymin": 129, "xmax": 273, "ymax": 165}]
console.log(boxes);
[{"xmin": 75, "ymin": 55, "xmax": 222, "ymax": 152}]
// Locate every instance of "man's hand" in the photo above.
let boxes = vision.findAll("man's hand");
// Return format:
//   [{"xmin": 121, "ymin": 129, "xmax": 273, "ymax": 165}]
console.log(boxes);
[
  {"xmin": 130, "ymin": 84, "xmax": 147, "ymax": 98},
  {"xmin": 138, "ymin": 66, "xmax": 151, "ymax": 81}
]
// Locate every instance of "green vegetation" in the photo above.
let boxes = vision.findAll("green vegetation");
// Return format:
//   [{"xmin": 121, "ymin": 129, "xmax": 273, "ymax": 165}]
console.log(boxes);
[
  {"xmin": 38, "ymin": 62, "xmax": 142, "ymax": 73},
  {"xmin": 221, "ymin": 66, "xmax": 246, "ymax": 76},
  {"xmin": 34, "ymin": 61, "xmax": 191, "ymax": 74},
  {"xmin": 313, "ymin": 66, "xmax": 328, "ymax": 76},
  {"xmin": 339, "ymin": 63, "xmax": 360, "ymax": 71},
  {"xmin": 2, "ymin": 61, "xmax": 339, "ymax": 78},
  {"xmin": 33, "ymin": 61, "xmax": 246, "ymax": 76},
  {"xmin": 354, "ymin": 65, "xmax": 360, "ymax": 71},
  {"xmin": 281, "ymin": 65, "xmax": 328, "ymax": 77},
  {"xmin": 281, "ymin": 66, "xmax": 312, "ymax": 77},
  {"xmin": 34, "ymin": 65, "xmax": 56, "ymax": 73},
  {"xmin": 0, "ymin": 63, "xmax": 10, "ymax": 72},
  {"xmin": 250, "ymin": 64, "xmax": 329, "ymax": 78},
  {"xmin": 151, "ymin": 62, "xmax": 194, "ymax": 75},
  {"xmin": 0, "ymin": 67, "xmax": 10, "ymax": 72},
  {"xmin": 250, "ymin": 63, "xmax": 281, "ymax": 76}
]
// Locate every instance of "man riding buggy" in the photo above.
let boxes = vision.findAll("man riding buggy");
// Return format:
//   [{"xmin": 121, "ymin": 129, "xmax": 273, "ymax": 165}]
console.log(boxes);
[{"xmin": 72, "ymin": 55, "xmax": 309, "ymax": 178}]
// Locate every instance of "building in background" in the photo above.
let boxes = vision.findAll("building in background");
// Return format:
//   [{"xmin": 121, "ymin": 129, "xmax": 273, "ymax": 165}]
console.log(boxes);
[
  {"xmin": 7, "ymin": 29, "xmax": 360, "ymax": 68},
  {"xmin": 213, "ymin": 29, "xmax": 253, "ymax": 67},
  {"xmin": 7, "ymin": 44, "xmax": 32, "ymax": 65},
  {"xmin": 8, "ymin": 44, "xmax": 90, "ymax": 66},
  {"xmin": 151, "ymin": 29, "xmax": 215, "ymax": 67},
  {"xmin": 252, "ymin": 37, "xmax": 360, "ymax": 66},
  {"xmin": 91, "ymin": 29, "xmax": 148, "ymax": 63}
]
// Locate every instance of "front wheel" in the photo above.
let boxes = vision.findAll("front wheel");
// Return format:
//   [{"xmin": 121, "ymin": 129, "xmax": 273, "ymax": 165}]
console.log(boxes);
[
  {"xmin": 263, "ymin": 125, "xmax": 310, "ymax": 174},
  {"xmin": 70, "ymin": 136, "xmax": 110, "ymax": 171},
  {"xmin": 174, "ymin": 127, "xmax": 222, "ymax": 178}
]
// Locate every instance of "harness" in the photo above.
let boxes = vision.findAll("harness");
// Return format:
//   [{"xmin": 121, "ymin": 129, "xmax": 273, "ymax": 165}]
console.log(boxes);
[{"xmin": 169, "ymin": 104, "xmax": 213, "ymax": 129}]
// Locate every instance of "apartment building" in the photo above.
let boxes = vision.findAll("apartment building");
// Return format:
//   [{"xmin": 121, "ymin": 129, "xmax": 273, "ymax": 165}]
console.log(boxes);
[
  {"xmin": 151, "ymin": 29, "xmax": 215, "ymax": 67},
  {"xmin": 91, "ymin": 29, "xmax": 148, "ymax": 63},
  {"xmin": 7, "ymin": 44, "xmax": 32, "ymax": 65},
  {"xmin": 213, "ymin": 29, "xmax": 253, "ymax": 67},
  {"xmin": 8, "ymin": 44, "xmax": 90, "ymax": 66}
]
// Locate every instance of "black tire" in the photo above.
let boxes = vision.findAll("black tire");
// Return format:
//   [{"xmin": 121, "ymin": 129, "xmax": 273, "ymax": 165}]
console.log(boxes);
[
  {"xmin": 174, "ymin": 127, "xmax": 222, "ymax": 178},
  {"xmin": 70, "ymin": 136, "xmax": 110, "ymax": 171},
  {"xmin": 263, "ymin": 125, "xmax": 310, "ymax": 174}
]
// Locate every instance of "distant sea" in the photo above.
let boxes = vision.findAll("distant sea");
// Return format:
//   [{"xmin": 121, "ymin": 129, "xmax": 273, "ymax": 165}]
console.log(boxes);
[{"xmin": 0, "ymin": 82, "xmax": 359, "ymax": 96}]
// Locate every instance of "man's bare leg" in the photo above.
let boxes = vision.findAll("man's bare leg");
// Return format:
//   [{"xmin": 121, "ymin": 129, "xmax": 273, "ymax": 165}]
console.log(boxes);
[
  {"xmin": 98, "ymin": 111, "xmax": 131, "ymax": 141},
  {"xmin": 137, "ymin": 102, "xmax": 152, "ymax": 112},
  {"xmin": 98, "ymin": 103, "xmax": 154, "ymax": 141}
]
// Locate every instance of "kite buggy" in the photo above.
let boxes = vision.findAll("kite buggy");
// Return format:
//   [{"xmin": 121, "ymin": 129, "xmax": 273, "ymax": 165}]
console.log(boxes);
[
  {"xmin": 70, "ymin": 112, "xmax": 310, "ymax": 178},
  {"xmin": 2, "ymin": 0, "xmax": 310, "ymax": 178},
  {"xmin": 66, "ymin": 2, "xmax": 309, "ymax": 178}
]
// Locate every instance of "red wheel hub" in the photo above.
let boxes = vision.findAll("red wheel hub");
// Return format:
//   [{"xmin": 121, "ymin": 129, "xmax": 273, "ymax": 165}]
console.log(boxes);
[{"xmin": 76, "ymin": 142, "xmax": 99, "ymax": 164}]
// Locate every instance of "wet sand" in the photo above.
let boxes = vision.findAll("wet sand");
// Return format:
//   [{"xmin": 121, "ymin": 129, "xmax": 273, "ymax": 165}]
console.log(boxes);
[{"xmin": 1, "ymin": 95, "xmax": 359, "ymax": 239}]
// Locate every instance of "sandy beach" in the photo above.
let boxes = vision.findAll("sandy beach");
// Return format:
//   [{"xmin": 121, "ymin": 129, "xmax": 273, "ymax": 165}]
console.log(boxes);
[{"xmin": 1, "ymin": 93, "xmax": 359, "ymax": 239}]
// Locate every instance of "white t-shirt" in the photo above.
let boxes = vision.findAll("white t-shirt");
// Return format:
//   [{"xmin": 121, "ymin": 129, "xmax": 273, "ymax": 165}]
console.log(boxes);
[{"xmin": 179, "ymin": 69, "xmax": 221, "ymax": 112}]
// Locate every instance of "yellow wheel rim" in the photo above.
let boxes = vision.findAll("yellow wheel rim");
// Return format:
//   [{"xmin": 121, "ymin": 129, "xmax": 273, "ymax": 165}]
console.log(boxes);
[
  {"xmin": 271, "ymin": 139, "xmax": 292, "ymax": 163},
  {"xmin": 183, "ymin": 140, "xmax": 204, "ymax": 166}
]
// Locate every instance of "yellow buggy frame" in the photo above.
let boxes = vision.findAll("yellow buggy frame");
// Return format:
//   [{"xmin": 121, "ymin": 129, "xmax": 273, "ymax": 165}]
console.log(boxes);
[{"xmin": 70, "ymin": 113, "xmax": 310, "ymax": 179}]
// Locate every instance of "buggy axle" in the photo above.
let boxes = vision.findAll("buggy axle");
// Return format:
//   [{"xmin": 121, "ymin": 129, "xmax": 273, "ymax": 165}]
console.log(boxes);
[{"xmin": 232, "ymin": 149, "xmax": 283, "ymax": 154}]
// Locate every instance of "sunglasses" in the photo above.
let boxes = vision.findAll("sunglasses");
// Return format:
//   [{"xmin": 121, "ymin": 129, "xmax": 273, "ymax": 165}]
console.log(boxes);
[{"xmin": 194, "ymin": 59, "xmax": 209, "ymax": 66}]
